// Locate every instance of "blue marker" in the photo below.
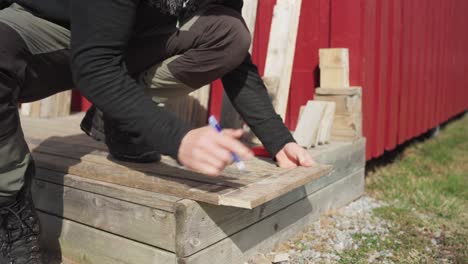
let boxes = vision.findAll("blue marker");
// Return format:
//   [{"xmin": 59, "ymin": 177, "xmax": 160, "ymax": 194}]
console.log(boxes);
[{"xmin": 208, "ymin": 115, "xmax": 246, "ymax": 171}]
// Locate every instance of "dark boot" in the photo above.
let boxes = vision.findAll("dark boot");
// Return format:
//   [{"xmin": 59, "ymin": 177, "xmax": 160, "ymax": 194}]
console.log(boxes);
[
  {"xmin": 0, "ymin": 166, "xmax": 42, "ymax": 264},
  {"xmin": 80, "ymin": 105, "xmax": 161, "ymax": 163}
]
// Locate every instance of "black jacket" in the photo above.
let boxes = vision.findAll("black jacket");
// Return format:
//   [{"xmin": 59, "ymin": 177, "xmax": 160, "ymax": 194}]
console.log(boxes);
[{"xmin": 4, "ymin": 0, "xmax": 295, "ymax": 159}]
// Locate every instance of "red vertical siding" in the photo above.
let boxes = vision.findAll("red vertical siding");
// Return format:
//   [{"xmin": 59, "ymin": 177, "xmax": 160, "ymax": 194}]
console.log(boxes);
[{"xmin": 206, "ymin": 0, "xmax": 468, "ymax": 158}]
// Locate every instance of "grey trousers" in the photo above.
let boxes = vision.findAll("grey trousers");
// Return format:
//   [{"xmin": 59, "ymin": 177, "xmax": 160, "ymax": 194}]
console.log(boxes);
[{"xmin": 0, "ymin": 3, "xmax": 250, "ymax": 200}]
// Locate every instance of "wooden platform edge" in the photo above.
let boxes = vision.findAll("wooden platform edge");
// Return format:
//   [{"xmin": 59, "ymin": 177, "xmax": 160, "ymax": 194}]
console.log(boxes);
[
  {"xmin": 39, "ymin": 212, "xmax": 176, "ymax": 264},
  {"xmin": 32, "ymin": 177, "xmax": 177, "ymax": 251},
  {"xmin": 218, "ymin": 164, "xmax": 332, "ymax": 209},
  {"xmin": 174, "ymin": 139, "xmax": 365, "ymax": 257},
  {"xmin": 179, "ymin": 168, "xmax": 365, "ymax": 264}
]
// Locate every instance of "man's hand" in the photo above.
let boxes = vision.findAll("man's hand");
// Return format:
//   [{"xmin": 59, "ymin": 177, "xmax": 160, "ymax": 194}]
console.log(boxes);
[
  {"xmin": 275, "ymin": 142, "xmax": 315, "ymax": 169},
  {"xmin": 178, "ymin": 127, "xmax": 254, "ymax": 177}
]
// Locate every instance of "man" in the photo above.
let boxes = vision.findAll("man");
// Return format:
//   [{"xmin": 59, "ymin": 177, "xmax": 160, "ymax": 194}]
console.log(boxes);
[{"xmin": 0, "ymin": 0, "xmax": 314, "ymax": 263}]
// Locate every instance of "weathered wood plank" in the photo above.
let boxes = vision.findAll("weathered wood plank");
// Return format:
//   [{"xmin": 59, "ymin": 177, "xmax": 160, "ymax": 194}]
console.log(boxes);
[
  {"xmin": 293, "ymin": 101, "xmax": 327, "ymax": 148},
  {"xmin": 314, "ymin": 93, "xmax": 362, "ymax": 115},
  {"xmin": 316, "ymin": 102, "xmax": 336, "ymax": 144},
  {"xmin": 315, "ymin": 87, "xmax": 362, "ymax": 96},
  {"xmin": 26, "ymin": 137, "xmax": 281, "ymax": 186},
  {"xmin": 263, "ymin": 0, "xmax": 303, "ymax": 120},
  {"xmin": 180, "ymin": 169, "xmax": 364, "ymax": 264},
  {"xmin": 31, "ymin": 151, "xmax": 225, "ymax": 205},
  {"xmin": 28, "ymin": 139, "xmax": 331, "ymax": 209},
  {"xmin": 35, "ymin": 168, "xmax": 181, "ymax": 212},
  {"xmin": 217, "ymin": 164, "xmax": 331, "ymax": 208},
  {"xmin": 32, "ymin": 178, "xmax": 176, "ymax": 251},
  {"xmin": 39, "ymin": 212, "xmax": 176, "ymax": 264},
  {"xmin": 175, "ymin": 139, "xmax": 365, "ymax": 257}
]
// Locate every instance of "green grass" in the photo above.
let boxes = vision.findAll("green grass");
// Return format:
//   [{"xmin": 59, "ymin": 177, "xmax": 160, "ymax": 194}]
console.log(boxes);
[{"xmin": 341, "ymin": 115, "xmax": 468, "ymax": 263}]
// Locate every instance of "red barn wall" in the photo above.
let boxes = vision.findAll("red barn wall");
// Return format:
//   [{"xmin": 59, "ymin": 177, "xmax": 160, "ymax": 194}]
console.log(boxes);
[{"xmin": 211, "ymin": 0, "xmax": 468, "ymax": 160}]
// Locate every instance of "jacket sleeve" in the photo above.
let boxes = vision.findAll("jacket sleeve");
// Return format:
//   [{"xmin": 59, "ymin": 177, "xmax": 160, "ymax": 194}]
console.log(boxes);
[
  {"xmin": 222, "ymin": 54, "xmax": 296, "ymax": 158},
  {"xmin": 70, "ymin": 0, "xmax": 190, "ymax": 159}
]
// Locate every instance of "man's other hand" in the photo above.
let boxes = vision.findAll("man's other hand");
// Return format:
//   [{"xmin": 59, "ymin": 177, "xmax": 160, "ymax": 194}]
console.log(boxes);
[
  {"xmin": 178, "ymin": 127, "xmax": 254, "ymax": 177},
  {"xmin": 275, "ymin": 142, "xmax": 315, "ymax": 169}
]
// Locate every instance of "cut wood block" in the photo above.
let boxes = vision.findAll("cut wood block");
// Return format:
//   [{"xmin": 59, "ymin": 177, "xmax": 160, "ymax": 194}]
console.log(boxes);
[
  {"xmin": 314, "ymin": 93, "xmax": 362, "ymax": 115},
  {"xmin": 320, "ymin": 67, "xmax": 350, "ymax": 89},
  {"xmin": 315, "ymin": 86, "xmax": 362, "ymax": 96},
  {"xmin": 331, "ymin": 113, "xmax": 362, "ymax": 141},
  {"xmin": 264, "ymin": 0, "xmax": 303, "ymax": 120},
  {"xmin": 319, "ymin": 48, "xmax": 349, "ymax": 69},
  {"xmin": 316, "ymin": 102, "xmax": 336, "ymax": 145},
  {"xmin": 293, "ymin": 101, "xmax": 327, "ymax": 148}
]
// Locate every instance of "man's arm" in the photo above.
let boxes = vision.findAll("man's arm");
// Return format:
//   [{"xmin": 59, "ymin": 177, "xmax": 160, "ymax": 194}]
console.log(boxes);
[
  {"xmin": 221, "ymin": 54, "xmax": 295, "ymax": 157},
  {"xmin": 70, "ymin": 0, "xmax": 190, "ymax": 159},
  {"xmin": 222, "ymin": 54, "xmax": 314, "ymax": 167},
  {"xmin": 70, "ymin": 0, "xmax": 253, "ymax": 176}
]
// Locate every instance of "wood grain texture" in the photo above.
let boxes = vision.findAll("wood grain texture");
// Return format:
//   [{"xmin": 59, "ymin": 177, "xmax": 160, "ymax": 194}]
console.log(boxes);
[
  {"xmin": 175, "ymin": 139, "xmax": 365, "ymax": 257},
  {"xmin": 180, "ymin": 169, "xmax": 364, "ymax": 264},
  {"xmin": 263, "ymin": 0, "xmax": 303, "ymax": 120},
  {"xmin": 217, "ymin": 164, "xmax": 331, "ymax": 209},
  {"xmin": 35, "ymin": 168, "xmax": 181, "ymax": 212},
  {"xmin": 39, "ymin": 212, "xmax": 176, "ymax": 264},
  {"xmin": 319, "ymin": 48, "xmax": 350, "ymax": 68},
  {"xmin": 314, "ymin": 93, "xmax": 362, "ymax": 115},
  {"xmin": 32, "ymin": 178, "xmax": 176, "ymax": 251},
  {"xmin": 22, "ymin": 114, "xmax": 331, "ymax": 209},
  {"xmin": 316, "ymin": 102, "xmax": 336, "ymax": 144},
  {"xmin": 293, "ymin": 101, "xmax": 327, "ymax": 148}
]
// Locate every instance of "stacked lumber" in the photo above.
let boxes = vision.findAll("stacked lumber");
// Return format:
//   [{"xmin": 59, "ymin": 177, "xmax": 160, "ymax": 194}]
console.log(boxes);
[
  {"xmin": 20, "ymin": 91, "xmax": 71, "ymax": 118},
  {"xmin": 293, "ymin": 101, "xmax": 336, "ymax": 148},
  {"xmin": 316, "ymin": 48, "xmax": 363, "ymax": 141}
]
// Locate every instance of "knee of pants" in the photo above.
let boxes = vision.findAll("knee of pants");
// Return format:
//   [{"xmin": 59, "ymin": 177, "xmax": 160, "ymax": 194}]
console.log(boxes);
[
  {"xmin": 196, "ymin": 5, "xmax": 252, "ymax": 75},
  {"xmin": 208, "ymin": 8, "xmax": 252, "ymax": 73}
]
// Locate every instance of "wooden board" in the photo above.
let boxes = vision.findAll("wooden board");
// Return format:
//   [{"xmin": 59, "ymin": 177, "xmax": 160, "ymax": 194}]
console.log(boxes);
[
  {"xmin": 21, "ymin": 115, "xmax": 331, "ymax": 209},
  {"xmin": 39, "ymin": 212, "xmax": 176, "ymax": 264},
  {"xmin": 316, "ymin": 102, "xmax": 336, "ymax": 144},
  {"xmin": 263, "ymin": 0, "xmax": 303, "ymax": 120},
  {"xmin": 293, "ymin": 101, "xmax": 327, "ymax": 148},
  {"xmin": 32, "ymin": 177, "xmax": 177, "ymax": 251},
  {"xmin": 180, "ymin": 169, "xmax": 364, "ymax": 264},
  {"xmin": 175, "ymin": 139, "xmax": 365, "ymax": 257}
]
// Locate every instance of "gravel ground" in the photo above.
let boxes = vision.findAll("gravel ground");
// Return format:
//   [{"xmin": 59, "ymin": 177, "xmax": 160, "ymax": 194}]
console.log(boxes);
[{"xmin": 250, "ymin": 196, "xmax": 395, "ymax": 264}]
